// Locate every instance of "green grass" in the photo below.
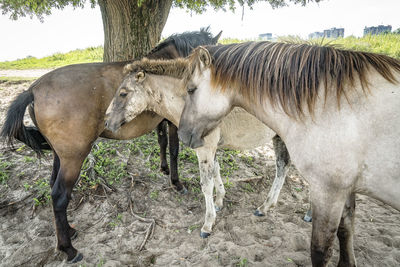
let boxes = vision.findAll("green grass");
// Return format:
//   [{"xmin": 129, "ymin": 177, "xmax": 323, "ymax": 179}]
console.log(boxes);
[
  {"xmin": 30, "ymin": 178, "xmax": 51, "ymax": 206},
  {"xmin": 0, "ymin": 46, "xmax": 103, "ymax": 70},
  {"xmin": 1, "ymin": 34, "xmax": 399, "ymax": 71},
  {"xmin": 0, "ymin": 155, "xmax": 12, "ymax": 185},
  {"xmin": 222, "ymin": 34, "xmax": 400, "ymax": 59},
  {"xmin": 79, "ymin": 140, "xmax": 128, "ymax": 190},
  {"xmin": 219, "ymin": 37, "xmax": 257, "ymax": 44},
  {"xmin": 108, "ymin": 213, "xmax": 123, "ymax": 229},
  {"xmin": 331, "ymin": 34, "xmax": 400, "ymax": 59}
]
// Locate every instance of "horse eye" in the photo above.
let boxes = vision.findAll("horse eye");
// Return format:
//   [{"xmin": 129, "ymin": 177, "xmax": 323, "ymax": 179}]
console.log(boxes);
[
  {"xmin": 187, "ymin": 86, "xmax": 197, "ymax": 94},
  {"xmin": 120, "ymin": 92, "xmax": 128, "ymax": 97}
]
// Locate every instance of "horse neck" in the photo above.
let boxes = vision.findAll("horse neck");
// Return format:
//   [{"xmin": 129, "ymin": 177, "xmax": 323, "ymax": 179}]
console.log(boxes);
[
  {"xmin": 147, "ymin": 75, "xmax": 185, "ymax": 126},
  {"xmin": 232, "ymin": 91, "xmax": 292, "ymax": 140},
  {"xmin": 146, "ymin": 44, "xmax": 179, "ymax": 60}
]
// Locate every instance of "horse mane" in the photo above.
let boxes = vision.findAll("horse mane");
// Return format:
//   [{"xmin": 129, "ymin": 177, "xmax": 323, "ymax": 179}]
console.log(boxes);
[
  {"xmin": 124, "ymin": 57, "xmax": 190, "ymax": 79},
  {"xmin": 124, "ymin": 27, "xmax": 220, "ymax": 77},
  {"xmin": 147, "ymin": 26, "xmax": 219, "ymax": 59},
  {"xmin": 192, "ymin": 41, "xmax": 400, "ymax": 117}
]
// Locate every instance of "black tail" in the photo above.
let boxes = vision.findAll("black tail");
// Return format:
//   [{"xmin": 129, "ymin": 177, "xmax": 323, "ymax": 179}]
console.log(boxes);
[{"xmin": 1, "ymin": 89, "xmax": 51, "ymax": 156}]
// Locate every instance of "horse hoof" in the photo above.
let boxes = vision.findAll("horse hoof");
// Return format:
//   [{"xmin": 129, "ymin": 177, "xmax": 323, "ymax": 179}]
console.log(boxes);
[
  {"xmin": 200, "ymin": 231, "xmax": 211, "ymax": 238},
  {"xmin": 254, "ymin": 210, "xmax": 265, "ymax": 217},
  {"xmin": 67, "ymin": 252, "xmax": 83, "ymax": 264},
  {"xmin": 215, "ymin": 206, "xmax": 222, "ymax": 212},
  {"xmin": 179, "ymin": 186, "xmax": 188, "ymax": 195},
  {"xmin": 303, "ymin": 214, "xmax": 312, "ymax": 222},
  {"xmin": 161, "ymin": 167, "xmax": 170, "ymax": 175}
]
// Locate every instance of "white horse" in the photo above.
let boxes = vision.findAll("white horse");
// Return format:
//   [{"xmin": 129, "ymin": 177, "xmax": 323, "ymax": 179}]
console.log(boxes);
[
  {"xmin": 124, "ymin": 42, "xmax": 400, "ymax": 266},
  {"xmin": 105, "ymin": 60, "xmax": 298, "ymax": 238}
]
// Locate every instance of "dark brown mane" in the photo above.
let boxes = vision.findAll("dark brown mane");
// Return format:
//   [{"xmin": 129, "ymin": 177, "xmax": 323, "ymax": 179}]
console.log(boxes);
[
  {"xmin": 124, "ymin": 57, "xmax": 189, "ymax": 79},
  {"xmin": 191, "ymin": 42, "xmax": 400, "ymax": 117}
]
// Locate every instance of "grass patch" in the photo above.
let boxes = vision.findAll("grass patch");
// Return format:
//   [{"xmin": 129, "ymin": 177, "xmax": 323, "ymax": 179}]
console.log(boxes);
[
  {"xmin": 108, "ymin": 213, "xmax": 123, "ymax": 229},
  {"xmin": 128, "ymin": 132, "xmax": 161, "ymax": 174},
  {"xmin": 78, "ymin": 140, "xmax": 128, "ymax": 191},
  {"xmin": 219, "ymin": 149, "xmax": 239, "ymax": 178},
  {"xmin": 219, "ymin": 37, "xmax": 257, "ymax": 44},
  {"xmin": 23, "ymin": 178, "xmax": 51, "ymax": 206},
  {"xmin": 0, "ymin": 155, "xmax": 12, "ymax": 185},
  {"xmin": 0, "ymin": 46, "xmax": 103, "ymax": 70},
  {"xmin": 1, "ymin": 34, "xmax": 399, "ymax": 71},
  {"xmin": 332, "ymin": 34, "xmax": 400, "ymax": 59},
  {"xmin": 150, "ymin": 190, "xmax": 159, "ymax": 200},
  {"xmin": 222, "ymin": 34, "xmax": 400, "ymax": 59}
]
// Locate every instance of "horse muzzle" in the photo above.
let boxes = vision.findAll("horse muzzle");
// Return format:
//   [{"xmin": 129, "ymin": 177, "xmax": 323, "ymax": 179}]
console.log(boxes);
[
  {"xmin": 104, "ymin": 115, "xmax": 125, "ymax": 133},
  {"xmin": 178, "ymin": 128, "xmax": 204, "ymax": 149}
]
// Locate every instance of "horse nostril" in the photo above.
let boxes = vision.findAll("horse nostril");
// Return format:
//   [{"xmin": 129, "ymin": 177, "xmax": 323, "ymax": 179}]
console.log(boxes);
[{"xmin": 105, "ymin": 121, "xmax": 108, "ymax": 127}]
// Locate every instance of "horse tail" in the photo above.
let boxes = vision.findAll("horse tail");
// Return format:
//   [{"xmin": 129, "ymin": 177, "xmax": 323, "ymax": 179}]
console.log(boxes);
[{"xmin": 1, "ymin": 86, "xmax": 51, "ymax": 156}]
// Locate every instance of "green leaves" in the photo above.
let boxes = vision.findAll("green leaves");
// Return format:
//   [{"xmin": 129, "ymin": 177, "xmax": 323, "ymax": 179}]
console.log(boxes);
[
  {"xmin": 0, "ymin": 0, "xmax": 92, "ymax": 20},
  {"xmin": 0, "ymin": 0, "xmax": 322, "ymax": 20},
  {"xmin": 172, "ymin": 0, "xmax": 322, "ymax": 14}
]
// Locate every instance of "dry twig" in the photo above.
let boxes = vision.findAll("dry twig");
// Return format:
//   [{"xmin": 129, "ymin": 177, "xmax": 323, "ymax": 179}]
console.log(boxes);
[
  {"xmin": 0, "ymin": 193, "xmax": 32, "ymax": 209},
  {"xmin": 235, "ymin": 176, "xmax": 263, "ymax": 183}
]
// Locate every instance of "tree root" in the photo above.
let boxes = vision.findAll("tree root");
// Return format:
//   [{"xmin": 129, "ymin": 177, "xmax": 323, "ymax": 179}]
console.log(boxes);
[{"xmin": 126, "ymin": 193, "xmax": 156, "ymax": 251}]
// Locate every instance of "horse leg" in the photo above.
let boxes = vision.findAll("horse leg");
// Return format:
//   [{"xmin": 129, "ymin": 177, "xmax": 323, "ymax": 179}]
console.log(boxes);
[
  {"xmin": 304, "ymin": 199, "xmax": 313, "ymax": 222},
  {"xmin": 168, "ymin": 122, "xmax": 186, "ymax": 193},
  {"xmin": 213, "ymin": 158, "xmax": 225, "ymax": 212},
  {"xmin": 255, "ymin": 135, "xmax": 290, "ymax": 216},
  {"xmin": 337, "ymin": 193, "xmax": 356, "ymax": 267},
  {"xmin": 310, "ymin": 187, "xmax": 348, "ymax": 267},
  {"xmin": 49, "ymin": 152, "xmax": 60, "ymax": 188},
  {"xmin": 196, "ymin": 145, "xmax": 217, "ymax": 238},
  {"xmin": 52, "ymin": 156, "xmax": 86, "ymax": 263},
  {"xmin": 50, "ymin": 151, "xmax": 79, "ymax": 240},
  {"xmin": 157, "ymin": 120, "xmax": 169, "ymax": 175}
]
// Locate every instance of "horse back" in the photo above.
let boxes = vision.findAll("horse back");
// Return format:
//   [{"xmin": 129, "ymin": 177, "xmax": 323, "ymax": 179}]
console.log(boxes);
[{"xmin": 31, "ymin": 62, "xmax": 126, "ymax": 154}]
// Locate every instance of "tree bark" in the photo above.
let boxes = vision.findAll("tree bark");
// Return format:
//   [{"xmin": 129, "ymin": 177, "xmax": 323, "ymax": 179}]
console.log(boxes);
[{"xmin": 98, "ymin": 0, "xmax": 173, "ymax": 62}]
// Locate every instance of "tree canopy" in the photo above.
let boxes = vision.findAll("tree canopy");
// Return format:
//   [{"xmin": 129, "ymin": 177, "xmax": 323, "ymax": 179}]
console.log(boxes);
[
  {"xmin": 1, "ymin": 0, "xmax": 323, "ymax": 61},
  {"xmin": 1, "ymin": 0, "xmax": 321, "ymax": 20}
]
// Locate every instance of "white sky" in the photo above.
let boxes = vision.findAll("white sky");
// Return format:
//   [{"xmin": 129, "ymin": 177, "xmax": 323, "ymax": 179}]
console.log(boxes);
[{"xmin": 0, "ymin": 0, "xmax": 399, "ymax": 61}]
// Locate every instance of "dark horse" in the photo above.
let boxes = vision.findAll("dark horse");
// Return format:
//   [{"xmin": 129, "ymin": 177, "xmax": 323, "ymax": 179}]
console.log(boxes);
[{"xmin": 1, "ymin": 28, "xmax": 221, "ymax": 263}]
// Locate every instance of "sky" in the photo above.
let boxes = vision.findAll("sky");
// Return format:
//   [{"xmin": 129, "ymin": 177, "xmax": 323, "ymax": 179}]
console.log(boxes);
[{"xmin": 0, "ymin": 0, "xmax": 399, "ymax": 61}]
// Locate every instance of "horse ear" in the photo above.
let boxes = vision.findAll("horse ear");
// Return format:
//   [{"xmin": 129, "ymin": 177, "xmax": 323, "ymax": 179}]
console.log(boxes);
[
  {"xmin": 198, "ymin": 47, "xmax": 211, "ymax": 68},
  {"xmin": 212, "ymin": 31, "xmax": 223, "ymax": 44},
  {"xmin": 135, "ymin": 71, "xmax": 146, "ymax": 83}
]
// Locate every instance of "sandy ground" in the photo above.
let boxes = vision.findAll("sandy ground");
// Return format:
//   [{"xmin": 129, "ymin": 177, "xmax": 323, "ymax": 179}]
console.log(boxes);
[
  {"xmin": 0, "ymin": 69, "xmax": 53, "ymax": 78},
  {"xmin": 0, "ymin": 79, "xmax": 399, "ymax": 267}
]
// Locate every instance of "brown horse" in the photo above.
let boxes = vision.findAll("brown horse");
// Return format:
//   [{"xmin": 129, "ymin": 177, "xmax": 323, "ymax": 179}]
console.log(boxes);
[{"xmin": 1, "ymin": 28, "xmax": 221, "ymax": 263}]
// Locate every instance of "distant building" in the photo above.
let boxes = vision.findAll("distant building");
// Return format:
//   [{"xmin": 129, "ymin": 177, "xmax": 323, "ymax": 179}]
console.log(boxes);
[
  {"xmin": 363, "ymin": 25, "xmax": 392, "ymax": 36},
  {"xmin": 259, "ymin": 33, "xmax": 273, "ymax": 40},
  {"xmin": 308, "ymin": 32, "xmax": 325, "ymax": 39},
  {"xmin": 308, "ymin": 32, "xmax": 319, "ymax": 39},
  {"xmin": 308, "ymin": 27, "xmax": 344, "ymax": 39},
  {"xmin": 324, "ymin": 28, "xmax": 344, "ymax": 38}
]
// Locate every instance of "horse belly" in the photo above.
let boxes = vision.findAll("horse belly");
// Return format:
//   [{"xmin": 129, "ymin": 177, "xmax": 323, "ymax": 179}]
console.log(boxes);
[
  {"xmin": 359, "ymin": 145, "xmax": 400, "ymax": 211},
  {"xmin": 356, "ymin": 87, "xmax": 400, "ymax": 210},
  {"xmin": 218, "ymin": 107, "xmax": 275, "ymax": 150},
  {"xmin": 101, "ymin": 111, "xmax": 163, "ymax": 140}
]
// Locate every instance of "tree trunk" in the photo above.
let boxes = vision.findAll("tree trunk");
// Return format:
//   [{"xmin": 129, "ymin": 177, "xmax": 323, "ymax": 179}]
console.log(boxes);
[{"xmin": 98, "ymin": 0, "xmax": 173, "ymax": 62}]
